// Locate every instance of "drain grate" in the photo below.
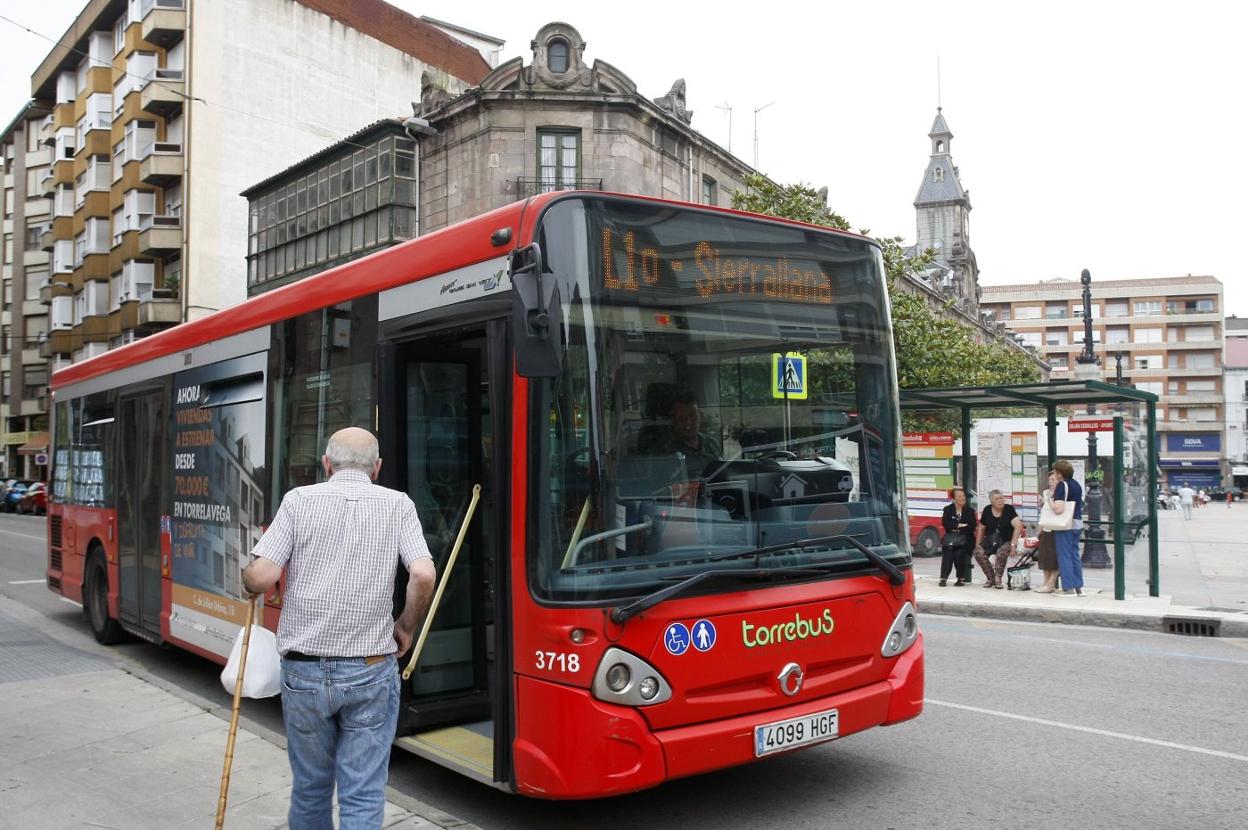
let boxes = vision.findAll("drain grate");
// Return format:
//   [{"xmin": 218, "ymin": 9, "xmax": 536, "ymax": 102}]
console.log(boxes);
[{"xmin": 1165, "ymin": 618, "xmax": 1220, "ymax": 637}]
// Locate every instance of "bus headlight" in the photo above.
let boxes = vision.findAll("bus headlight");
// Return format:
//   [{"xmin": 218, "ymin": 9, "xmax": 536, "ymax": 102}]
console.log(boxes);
[
  {"xmin": 880, "ymin": 602, "xmax": 919, "ymax": 658},
  {"xmin": 606, "ymin": 663, "xmax": 631, "ymax": 692},
  {"xmin": 592, "ymin": 648, "xmax": 672, "ymax": 706}
]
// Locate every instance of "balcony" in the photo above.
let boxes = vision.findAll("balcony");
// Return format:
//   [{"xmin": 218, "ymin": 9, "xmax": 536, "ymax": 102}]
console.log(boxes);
[
  {"xmin": 138, "ymin": 215, "xmax": 182, "ymax": 254},
  {"xmin": 140, "ymin": 0, "xmax": 187, "ymax": 48},
  {"xmin": 511, "ymin": 178, "xmax": 604, "ymax": 201},
  {"xmin": 139, "ymin": 142, "xmax": 183, "ymax": 186},
  {"xmin": 38, "ymin": 167, "xmax": 57, "ymax": 198},
  {"xmin": 19, "ymin": 397, "xmax": 48, "ymax": 417},
  {"xmin": 1158, "ymin": 421, "xmax": 1223, "ymax": 433},
  {"xmin": 79, "ymin": 314, "xmax": 113, "ymax": 343},
  {"xmin": 1166, "ymin": 393, "xmax": 1224, "ymax": 406},
  {"xmin": 137, "ymin": 293, "xmax": 181, "ymax": 328},
  {"xmin": 41, "ymin": 329, "xmax": 74, "ymax": 357},
  {"xmin": 140, "ymin": 68, "xmax": 185, "ymax": 117}
]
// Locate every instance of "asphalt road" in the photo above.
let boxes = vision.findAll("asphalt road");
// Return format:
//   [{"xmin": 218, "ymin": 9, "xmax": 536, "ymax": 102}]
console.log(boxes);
[{"xmin": 3, "ymin": 512, "xmax": 1246, "ymax": 829}]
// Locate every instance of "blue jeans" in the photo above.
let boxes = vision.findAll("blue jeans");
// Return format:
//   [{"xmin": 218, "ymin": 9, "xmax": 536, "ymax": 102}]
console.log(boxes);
[
  {"xmin": 1054, "ymin": 527, "xmax": 1084, "ymax": 591},
  {"xmin": 280, "ymin": 656, "xmax": 400, "ymax": 830}
]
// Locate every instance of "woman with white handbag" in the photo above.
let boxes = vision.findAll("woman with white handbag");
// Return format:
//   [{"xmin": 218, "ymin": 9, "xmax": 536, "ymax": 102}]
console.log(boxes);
[{"xmin": 1036, "ymin": 460, "xmax": 1084, "ymax": 596}]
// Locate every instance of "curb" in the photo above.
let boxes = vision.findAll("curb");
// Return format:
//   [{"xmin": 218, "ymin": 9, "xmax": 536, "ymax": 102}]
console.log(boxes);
[{"xmin": 916, "ymin": 598, "xmax": 1248, "ymax": 638}]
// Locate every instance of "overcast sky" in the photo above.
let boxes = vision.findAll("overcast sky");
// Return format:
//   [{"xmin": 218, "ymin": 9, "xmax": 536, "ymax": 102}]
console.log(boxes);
[{"xmin": 4, "ymin": 1, "xmax": 1245, "ymax": 313}]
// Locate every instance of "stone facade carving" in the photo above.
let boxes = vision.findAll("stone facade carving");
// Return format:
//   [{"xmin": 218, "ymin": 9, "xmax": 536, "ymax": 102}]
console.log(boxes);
[
  {"xmin": 418, "ymin": 71, "xmax": 453, "ymax": 115},
  {"xmin": 653, "ymin": 79, "xmax": 693, "ymax": 124}
]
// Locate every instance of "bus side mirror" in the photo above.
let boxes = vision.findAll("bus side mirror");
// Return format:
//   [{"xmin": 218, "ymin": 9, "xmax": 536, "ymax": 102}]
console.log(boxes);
[{"xmin": 511, "ymin": 243, "xmax": 564, "ymax": 378}]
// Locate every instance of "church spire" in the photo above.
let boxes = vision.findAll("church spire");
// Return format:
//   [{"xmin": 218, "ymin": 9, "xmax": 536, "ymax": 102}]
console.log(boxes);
[
  {"xmin": 913, "ymin": 108, "xmax": 978, "ymax": 312},
  {"xmin": 915, "ymin": 107, "xmax": 967, "ymax": 207}
]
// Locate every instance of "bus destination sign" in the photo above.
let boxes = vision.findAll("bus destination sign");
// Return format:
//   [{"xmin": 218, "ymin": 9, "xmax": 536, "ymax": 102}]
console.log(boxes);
[{"xmin": 601, "ymin": 228, "xmax": 834, "ymax": 304}]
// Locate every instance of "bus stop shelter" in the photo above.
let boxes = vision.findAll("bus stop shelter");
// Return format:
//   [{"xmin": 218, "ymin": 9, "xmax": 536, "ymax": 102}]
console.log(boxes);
[{"xmin": 899, "ymin": 380, "xmax": 1160, "ymax": 600}]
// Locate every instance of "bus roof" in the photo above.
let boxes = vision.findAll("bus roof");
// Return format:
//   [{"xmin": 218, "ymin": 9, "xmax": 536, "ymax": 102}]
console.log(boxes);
[{"xmin": 53, "ymin": 191, "xmax": 875, "ymax": 391}]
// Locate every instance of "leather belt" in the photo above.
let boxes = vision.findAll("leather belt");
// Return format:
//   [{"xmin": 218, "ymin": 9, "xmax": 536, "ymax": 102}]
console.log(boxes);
[{"xmin": 285, "ymin": 651, "xmax": 389, "ymax": 665}]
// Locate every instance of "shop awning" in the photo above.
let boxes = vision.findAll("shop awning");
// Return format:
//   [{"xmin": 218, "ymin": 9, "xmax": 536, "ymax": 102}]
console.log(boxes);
[{"xmin": 16, "ymin": 432, "xmax": 48, "ymax": 455}]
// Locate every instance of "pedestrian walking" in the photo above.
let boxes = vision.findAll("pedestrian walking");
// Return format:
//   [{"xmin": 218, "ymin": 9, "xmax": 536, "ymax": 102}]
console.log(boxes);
[
  {"xmin": 1045, "ymin": 460, "xmax": 1084, "ymax": 597},
  {"xmin": 1228, "ymin": 491, "xmax": 1234, "ymax": 508},
  {"xmin": 973, "ymin": 489, "xmax": 1021, "ymax": 589},
  {"xmin": 1178, "ymin": 482, "xmax": 1195, "ymax": 521},
  {"xmin": 242, "ymin": 427, "xmax": 437, "ymax": 830},
  {"xmin": 939, "ymin": 486, "xmax": 977, "ymax": 587}
]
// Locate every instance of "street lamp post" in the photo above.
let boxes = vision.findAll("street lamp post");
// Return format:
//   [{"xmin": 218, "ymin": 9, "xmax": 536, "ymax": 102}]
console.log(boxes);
[{"xmin": 1076, "ymin": 269, "xmax": 1111, "ymax": 567}]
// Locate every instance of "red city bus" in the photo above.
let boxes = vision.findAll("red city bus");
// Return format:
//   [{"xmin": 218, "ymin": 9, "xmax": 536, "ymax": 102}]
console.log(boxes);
[{"xmin": 47, "ymin": 192, "xmax": 923, "ymax": 798}]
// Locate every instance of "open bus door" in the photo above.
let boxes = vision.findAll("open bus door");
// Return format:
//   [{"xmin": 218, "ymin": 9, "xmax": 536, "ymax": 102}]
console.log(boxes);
[{"xmin": 378, "ymin": 322, "xmax": 511, "ymax": 788}]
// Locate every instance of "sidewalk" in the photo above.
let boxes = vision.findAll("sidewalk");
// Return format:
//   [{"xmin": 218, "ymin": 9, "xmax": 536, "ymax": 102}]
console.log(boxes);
[
  {"xmin": 912, "ymin": 502, "xmax": 1248, "ymax": 637},
  {"xmin": 0, "ymin": 596, "xmax": 475, "ymax": 830}
]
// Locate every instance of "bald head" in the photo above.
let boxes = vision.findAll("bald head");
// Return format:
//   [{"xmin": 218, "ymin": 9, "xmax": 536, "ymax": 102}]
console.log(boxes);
[{"xmin": 323, "ymin": 427, "xmax": 381, "ymax": 479}]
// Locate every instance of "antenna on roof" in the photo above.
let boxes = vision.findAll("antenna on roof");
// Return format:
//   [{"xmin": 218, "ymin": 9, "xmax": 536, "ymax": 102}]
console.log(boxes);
[{"xmin": 937, "ymin": 55, "xmax": 942, "ymax": 111}]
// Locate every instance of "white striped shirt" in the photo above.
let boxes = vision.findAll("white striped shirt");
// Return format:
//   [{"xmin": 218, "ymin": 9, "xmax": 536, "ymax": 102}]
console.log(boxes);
[{"xmin": 254, "ymin": 468, "xmax": 431, "ymax": 657}]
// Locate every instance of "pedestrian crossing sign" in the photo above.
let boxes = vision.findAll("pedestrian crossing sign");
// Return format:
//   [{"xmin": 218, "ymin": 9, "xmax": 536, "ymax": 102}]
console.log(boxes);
[{"xmin": 771, "ymin": 352, "xmax": 808, "ymax": 400}]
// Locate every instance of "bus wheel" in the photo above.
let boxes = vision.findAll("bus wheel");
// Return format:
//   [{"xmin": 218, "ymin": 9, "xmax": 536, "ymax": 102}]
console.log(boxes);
[
  {"xmin": 915, "ymin": 527, "xmax": 941, "ymax": 558},
  {"xmin": 84, "ymin": 552, "xmax": 125, "ymax": 645}
]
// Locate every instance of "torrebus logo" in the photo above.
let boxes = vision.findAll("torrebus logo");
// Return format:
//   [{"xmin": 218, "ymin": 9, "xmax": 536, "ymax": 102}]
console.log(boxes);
[{"xmin": 742, "ymin": 610, "xmax": 835, "ymax": 648}]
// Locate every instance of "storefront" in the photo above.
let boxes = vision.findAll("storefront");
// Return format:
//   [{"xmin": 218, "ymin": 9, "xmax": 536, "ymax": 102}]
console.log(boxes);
[{"xmin": 1160, "ymin": 433, "xmax": 1222, "ymax": 489}]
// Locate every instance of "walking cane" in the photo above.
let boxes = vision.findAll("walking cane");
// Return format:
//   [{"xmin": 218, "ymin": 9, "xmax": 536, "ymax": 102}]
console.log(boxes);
[
  {"xmin": 215, "ymin": 595, "xmax": 258, "ymax": 830},
  {"xmin": 403, "ymin": 484, "xmax": 481, "ymax": 681}
]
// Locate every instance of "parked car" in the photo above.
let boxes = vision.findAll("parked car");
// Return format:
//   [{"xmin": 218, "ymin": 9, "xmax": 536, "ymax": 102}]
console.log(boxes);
[
  {"xmin": 1208, "ymin": 486, "xmax": 1244, "ymax": 502},
  {"xmin": 2, "ymin": 480, "xmax": 33, "ymax": 513},
  {"xmin": 18, "ymin": 482, "xmax": 47, "ymax": 515}
]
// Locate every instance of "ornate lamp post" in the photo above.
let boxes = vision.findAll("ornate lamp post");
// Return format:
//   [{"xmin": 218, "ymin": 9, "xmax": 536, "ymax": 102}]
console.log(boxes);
[{"xmin": 1075, "ymin": 269, "xmax": 1111, "ymax": 566}]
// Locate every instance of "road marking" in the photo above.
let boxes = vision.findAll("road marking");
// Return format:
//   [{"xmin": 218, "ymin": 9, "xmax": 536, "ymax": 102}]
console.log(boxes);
[
  {"xmin": 60, "ymin": 597, "xmax": 82, "ymax": 607},
  {"xmin": 0, "ymin": 527, "xmax": 45, "ymax": 542},
  {"xmin": 8, "ymin": 579, "xmax": 45, "ymax": 585},
  {"xmin": 926, "ymin": 699, "xmax": 1248, "ymax": 763}
]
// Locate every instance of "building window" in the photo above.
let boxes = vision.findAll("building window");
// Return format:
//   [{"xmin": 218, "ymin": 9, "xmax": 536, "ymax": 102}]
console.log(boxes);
[
  {"xmin": 1044, "ymin": 329, "xmax": 1067, "ymax": 346},
  {"xmin": 1187, "ymin": 353, "xmax": 1216, "ymax": 370},
  {"xmin": 1014, "ymin": 305, "xmax": 1041, "ymax": 320},
  {"xmin": 933, "ymin": 166, "xmax": 944, "ymax": 182},
  {"xmin": 1187, "ymin": 380, "xmax": 1215, "ymax": 393},
  {"xmin": 537, "ymin": 129, "xmax": 580, "ymax": 192},
  {"xmin": 1104, "ymin": 301, "xmax": 1129, "ymax": 318},
  {"xmin": 1044, "ymin": 304, "xmax": 1067, "ymax": 319},
  {"xmin": 1134, "ymin": 354, "xmax": 1162, "ymax": 370},
  {"xmin": 1185, "ymin": 325, "xmax": 1215, "ymax": 342},
  {"xmin": 1134, "ymin": 300, "xmax": 1162, "ymax": 316},
  {"xmin": 1073, "ymin": 302, "xmax": 1101, "ymax": 318},
  {"xmin": 1136, "ymin": 327, "xmax": 1163, "ymax": 343},
  {"xmin": 547, "ymin": 38, "xmax": 569, "ymax": 73},
  {"xmin": 1135, "ymin": 381, "xmax": 1163, "ymax": 395},
  {"xmin": 1105, "ymin": 326, "xmax": 1129, "ymax": 344},
  {"xmin": 1048, "ymin": 356, "xmax": 1069, "ymax": 371},
  {"xmin": 702, "ymin": 176, "xmax": 718, "ymax": 205}
]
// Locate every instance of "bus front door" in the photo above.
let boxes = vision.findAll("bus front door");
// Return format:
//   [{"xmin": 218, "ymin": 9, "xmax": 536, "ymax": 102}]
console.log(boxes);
[
  {"xmin": 386, "ymin": 327, "xmax": 504, "ymax": 786},
  {"xmin": 116, "ymin": 387, "xmax": 167, "ymax": 636}
]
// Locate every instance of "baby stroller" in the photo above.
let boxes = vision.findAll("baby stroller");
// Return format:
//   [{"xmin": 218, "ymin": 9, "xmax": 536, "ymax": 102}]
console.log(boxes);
[{"xmin": 1006, "ymin": 534, "xmax": 1040, "ymax": 591}]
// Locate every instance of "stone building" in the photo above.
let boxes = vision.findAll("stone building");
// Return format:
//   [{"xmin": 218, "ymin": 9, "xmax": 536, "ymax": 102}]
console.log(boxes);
[{"xmin": 242, "ymin": 21, "xmax": 757, "ymax": 295}]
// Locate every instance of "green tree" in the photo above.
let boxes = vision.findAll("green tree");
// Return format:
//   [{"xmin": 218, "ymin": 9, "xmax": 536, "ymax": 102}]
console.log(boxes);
[{"xmin": 732, "ymin": 173, "xmax": 1042, "ymax": 434}]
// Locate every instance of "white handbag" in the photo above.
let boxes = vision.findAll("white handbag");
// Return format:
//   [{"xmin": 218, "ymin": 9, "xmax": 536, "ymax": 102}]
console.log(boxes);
[{"xmin": 1038, "ymin": 491, "xmax": 1075, "ymax": 532}]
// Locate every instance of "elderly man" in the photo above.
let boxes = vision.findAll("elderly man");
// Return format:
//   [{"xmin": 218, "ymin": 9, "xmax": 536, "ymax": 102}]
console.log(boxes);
[{"xmin": 242, "ymin": 427, "xmax": 436, "ymax": 830}]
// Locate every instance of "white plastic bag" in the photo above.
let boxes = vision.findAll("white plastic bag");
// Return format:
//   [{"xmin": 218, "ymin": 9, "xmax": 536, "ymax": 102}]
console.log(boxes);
[{"xmin": 220, "ymin": 621, "xmax": 282, "ymax": 698}]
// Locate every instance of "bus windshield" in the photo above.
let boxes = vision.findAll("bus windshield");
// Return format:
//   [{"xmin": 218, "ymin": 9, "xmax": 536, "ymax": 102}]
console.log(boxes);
[{"xmin": 528, "ymin": 197, "xmax": 908, "ymax": 603}]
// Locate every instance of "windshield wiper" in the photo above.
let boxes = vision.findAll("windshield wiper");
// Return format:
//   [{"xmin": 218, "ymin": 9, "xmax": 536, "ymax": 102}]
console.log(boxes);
[
  {"xmin": 610, "ymin": 566, "xmax": 829, "ymax": 624},
  {"xmin": 706, "ymin": 534, "xmax": 906, "ymax": 586}
]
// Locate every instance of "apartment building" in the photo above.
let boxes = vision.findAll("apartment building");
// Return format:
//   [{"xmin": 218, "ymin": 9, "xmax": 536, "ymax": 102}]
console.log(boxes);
[
  {"xmin": 1224, "ymin": 316, "xmax": 1248, "ymax": 488},
  {"xmin": 981, "ymin": 275, "xmax": 1225, "ymax": 488},
  {"xmin": 19, "ymin": 0, "xmax": 489, "ymax": 371},
  {"xmin": 1, "ymin": 104, "xmax": 53, "ymax": 479}
]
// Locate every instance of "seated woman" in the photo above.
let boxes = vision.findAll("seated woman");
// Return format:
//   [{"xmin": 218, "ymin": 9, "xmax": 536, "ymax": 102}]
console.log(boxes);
[
  {"xmin": 939, "ymin": 487, "xmax": 976, "ymax": 587},
  {"xmin": 973, "ymin": 489, "xmax": 1021, "ymax": 589}
]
